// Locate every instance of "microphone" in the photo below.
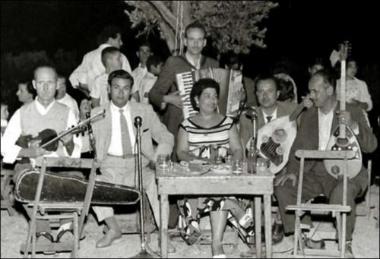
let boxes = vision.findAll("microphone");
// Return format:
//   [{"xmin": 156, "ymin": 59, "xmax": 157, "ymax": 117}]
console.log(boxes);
[{"xmin": 134, "ymin": 116, "xmax": 142, "ymax": 128}]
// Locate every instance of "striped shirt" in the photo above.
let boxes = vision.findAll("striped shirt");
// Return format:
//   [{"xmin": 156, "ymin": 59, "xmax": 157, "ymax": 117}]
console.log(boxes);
[{"xmin": 180, "ymin": 116, "xmax": 234, "ymax": 159}]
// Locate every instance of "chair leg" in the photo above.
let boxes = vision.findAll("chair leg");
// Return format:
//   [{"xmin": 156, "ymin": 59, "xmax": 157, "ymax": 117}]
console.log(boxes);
[
  {"xmin": 293, "ymin": 210, "xmax": 301, "ymax": 256},
  {"xmin": 367, "ymin": 160, "xmax": 372, "ymax": 219},
  {"xmin": 31, "ymin": 221, "xmax": 37, "ymax": 258},
  {"xmin": 340, "ymin": 213, "xmax": 347, "ymax": 258},
  {"xmin": 72, "ymin": 212, "xmax": 79, "ymax": 258},
  {"xmin": 336, "ymin": 213, "xmax": 341, "ymax": 251}
]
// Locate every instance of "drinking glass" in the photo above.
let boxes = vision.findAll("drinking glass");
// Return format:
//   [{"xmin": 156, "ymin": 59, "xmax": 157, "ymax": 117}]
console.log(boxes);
[
  {"xmin": 156, "ymin": 154, "xmax": 171, "ymax": 171},
  {"xmin": 232, "ymin": 159, "xmax": 243, "ymax": 174},
  {"xmin": 256, "ymin": 157, "xmax": 269, "ymax": 174}
]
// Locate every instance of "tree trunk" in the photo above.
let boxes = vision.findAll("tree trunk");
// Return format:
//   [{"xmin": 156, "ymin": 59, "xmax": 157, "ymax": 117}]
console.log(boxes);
[{"xmin": 153, "ymin": 1, "xmax": 192, "ymax": 55}]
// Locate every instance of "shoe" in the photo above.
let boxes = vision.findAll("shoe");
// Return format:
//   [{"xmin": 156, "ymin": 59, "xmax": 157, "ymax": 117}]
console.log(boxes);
[
  {"xmin": 213, "ymin": 254, "xmax": 227, "ymax": 258},
  {"xmin": 36, "ymin": 232, "xmax": 56, "ymax": 255},
  {"xmin": 303, "ymin": 236, "xmax": 325, "ymax": 249},
  {"xmin": 272, "ymin": 223, "xmax": 284, "ymax": 245},
  {"xmin": 345, "ymin": 241, "xmax": 355, "ymax": 258},
  {"xmin": 56, "ymin": 224, "xmax": 86, "ymax": 242},
  {"xmin": 36, "ymin": 231, "xmax": 55, "ymax": 243},
  {"xmin": 96, "ymin": 229, "xmax": 122, "ymax": 248}
]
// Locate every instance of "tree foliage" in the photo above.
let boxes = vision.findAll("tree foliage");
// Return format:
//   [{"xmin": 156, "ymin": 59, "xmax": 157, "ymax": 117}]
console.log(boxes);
[{"xmin": 124, "ymin": 1, "xmax": 278, "ymax": 56}]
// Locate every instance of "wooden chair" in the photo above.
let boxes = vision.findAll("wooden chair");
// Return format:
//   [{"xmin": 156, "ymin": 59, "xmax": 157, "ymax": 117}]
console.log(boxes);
[
  {"xmin": 21, "ymin": 157, "xmax": 98, "ymax": 258},
  {"xmin": 286, "ymin": 150, "xmax": 356, "ymax": 258},
  {"xmin": 1, "ymin": 161, "xmax": 16, "ymax": 216}
]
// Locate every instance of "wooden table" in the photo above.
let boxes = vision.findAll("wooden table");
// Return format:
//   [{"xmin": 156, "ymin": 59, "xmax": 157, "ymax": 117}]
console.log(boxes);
[{"xmin": 156, "ymin": 166, "xmax": 274, "ymax": 258}]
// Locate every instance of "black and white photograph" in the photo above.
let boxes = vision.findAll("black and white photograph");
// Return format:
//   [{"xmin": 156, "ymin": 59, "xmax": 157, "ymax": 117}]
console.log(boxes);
[{"xmin": 1, "ymin": 0, "xmax": 379, "ymax": 258}]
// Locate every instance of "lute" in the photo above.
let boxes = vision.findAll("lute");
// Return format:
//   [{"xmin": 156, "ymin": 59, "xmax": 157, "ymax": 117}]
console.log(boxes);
[
  {"xmin": 324, "ymin": 41, "xmax": 362, "ymax": 179},
  {"xmin": 246, "ymin": 97, "xmax": 310, "ymax": 174}
]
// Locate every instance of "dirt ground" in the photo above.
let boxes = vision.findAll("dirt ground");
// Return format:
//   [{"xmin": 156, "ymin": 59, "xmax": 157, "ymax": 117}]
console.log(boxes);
[{"xmin": 1, "ymin": 185, "xmax": 379, "ymax": 258}]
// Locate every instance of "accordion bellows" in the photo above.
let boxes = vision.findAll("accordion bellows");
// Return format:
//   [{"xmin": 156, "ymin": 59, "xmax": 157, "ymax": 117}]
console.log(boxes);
[
  {"xmin": 15, "ymin": 169, "xmax": 140, "ymax": 205},
  {"xmin": 176, "ymin": 68, "xmax": 243, "ymax": 119}
]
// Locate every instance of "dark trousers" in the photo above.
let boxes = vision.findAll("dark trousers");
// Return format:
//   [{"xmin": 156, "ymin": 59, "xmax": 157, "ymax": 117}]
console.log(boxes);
[{"xmin": 274, "ymin": 161, "xmax": 368, "ymax": 241}]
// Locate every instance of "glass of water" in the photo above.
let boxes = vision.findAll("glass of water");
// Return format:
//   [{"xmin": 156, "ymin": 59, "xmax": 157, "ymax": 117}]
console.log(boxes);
[
  {"xmin": 232, "ymin": 159, "xmax": 243, "ymax": 174},
  {"xmin": 157, "ymin": 154, "xmax": 171, "ymax": 171}
]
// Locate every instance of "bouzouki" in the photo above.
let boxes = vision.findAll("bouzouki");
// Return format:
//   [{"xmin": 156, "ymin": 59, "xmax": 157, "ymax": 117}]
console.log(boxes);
[
  {"xmin": 246, "ymin": 97, "xmax": 310, "ymax": 174},
  {"xmin": 324, "ymin": 41, "xmax": 362, "ymax": 179}
]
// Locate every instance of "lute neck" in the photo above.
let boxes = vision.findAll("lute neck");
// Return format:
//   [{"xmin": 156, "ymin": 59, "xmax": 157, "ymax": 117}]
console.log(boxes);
[{"xmin": 338, "ymin": 58, "xmax": 347, "ymax": 139}]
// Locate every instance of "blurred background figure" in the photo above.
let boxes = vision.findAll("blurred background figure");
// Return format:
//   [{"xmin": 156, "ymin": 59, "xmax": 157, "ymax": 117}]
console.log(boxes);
[
  {"xmin": 56, "ymin": 75, "xmax": 80, "ymax": 121},
  {"xmin": 16, "ymin": 81, "xmax": 36, "ymax": 105},
  {"xmin": 132, "ymin": 55, "xmax": 163, "ymax": 104}
]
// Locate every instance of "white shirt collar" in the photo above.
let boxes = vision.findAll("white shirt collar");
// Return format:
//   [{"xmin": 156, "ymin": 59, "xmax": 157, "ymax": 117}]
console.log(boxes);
[
  {"xmin": 318, "ymin": 108, "xmax": 334, "ymax": 150},
  {"xmin": 110, "ymin": 101, "xmax": 129, "ymax": 113},
  {"xmin": 35, "ymin": 99, "xmax": 56, "ymax": 115},
  {"xmin": 262, "ymin": 107, "xmax": 278, "ymax": 123},
  {"xmin": 185, "ymin": 52, "xmax": 202, "ymax": 69},
  {"xmin": 109, "ymin": 101, "xmax": 136, "ymax": 154}
]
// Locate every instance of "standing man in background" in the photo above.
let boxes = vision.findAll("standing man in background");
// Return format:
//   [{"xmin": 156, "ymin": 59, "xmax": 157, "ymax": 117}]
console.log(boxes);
[
  {"xmin": 69, "ymin": 25, "xmax": 131, "ymax": 97},
  {"xmin": 149, "ymin": 21, "xmax": 219, "ymax": 146}
]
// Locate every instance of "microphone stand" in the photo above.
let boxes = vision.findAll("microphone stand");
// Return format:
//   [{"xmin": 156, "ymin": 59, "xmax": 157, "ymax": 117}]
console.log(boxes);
[
  {"xmin": 85, "ymin": 112, "xmax": 97, "ymax": 159},
  {"xmin": 130, "ymin": 116, "xmax": 156, "ymax": 258}
]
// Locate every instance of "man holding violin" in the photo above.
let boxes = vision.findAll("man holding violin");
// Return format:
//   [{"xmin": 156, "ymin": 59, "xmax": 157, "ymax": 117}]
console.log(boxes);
[{"xmin": 1, "ymin": 65, "xmax": 82, "ymax": 244}]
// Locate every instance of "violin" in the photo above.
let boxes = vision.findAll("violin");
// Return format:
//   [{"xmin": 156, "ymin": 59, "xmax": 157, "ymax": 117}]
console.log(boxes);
[
  {"xmin": 16, "ymin": 128, "xmax": 85, "ymax": 151},
  {"xmin": 15, "ymin": 109, "xmax": 106, "ymax": 152}
]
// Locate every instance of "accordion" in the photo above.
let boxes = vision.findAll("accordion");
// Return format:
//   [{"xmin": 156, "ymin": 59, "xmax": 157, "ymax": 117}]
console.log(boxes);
[{"xmin": 176, "ymin": 68, "xmax": 243, "ymax": 119}]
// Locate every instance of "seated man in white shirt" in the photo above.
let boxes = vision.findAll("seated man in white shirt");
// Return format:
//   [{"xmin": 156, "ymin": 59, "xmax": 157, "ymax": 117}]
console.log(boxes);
[
  {"xmin": 1, "ymin": 65, "xmax": 82, "ymax": 244},
  {"xmin": 90, "ymin": 70, "xmax": 174, "ymax": 248},
  {"xmin": 91, "ymin": 47, "xmax": 122, "ymax": 108},
  {"xmin": 69, "ymin": 25, "xmax": 131, "ymax": 97},
  {"xmin": 131, "ymin": 55, "xmax": 163, "ymax": 104},
  {"xmin": 274, "ymin": 70, "xmax": 377, "ymax": 257},
  {"xmin": 56, "ymin": 75, "xmax": 80, "ymax": 121}
]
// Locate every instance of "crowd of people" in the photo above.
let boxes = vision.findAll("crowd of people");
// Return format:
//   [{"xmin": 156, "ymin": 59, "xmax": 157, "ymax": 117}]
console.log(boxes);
[{"xmin": 1, "ymin": 22, "xmax": 378, "ymax": 258}]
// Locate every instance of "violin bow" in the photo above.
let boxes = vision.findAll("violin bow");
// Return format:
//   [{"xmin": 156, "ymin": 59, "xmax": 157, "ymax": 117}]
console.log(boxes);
[{"xmin": 40, "ymin": 109, "xmax": 106, "ymax": 149}]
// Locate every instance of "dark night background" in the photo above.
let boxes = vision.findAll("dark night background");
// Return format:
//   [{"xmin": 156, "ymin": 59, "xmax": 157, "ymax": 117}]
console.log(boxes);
[{"xmin": 1, "ymin": 0, "xmax": 379, "ymax": 120}]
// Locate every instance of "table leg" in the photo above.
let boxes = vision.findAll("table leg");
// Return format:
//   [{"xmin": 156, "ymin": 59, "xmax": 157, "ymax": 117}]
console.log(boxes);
[
  {"xmin": 160, "ymin": 194, "xmax": 169, "ymax": 258},
  {"xmin": 254, "ymin": 196, "xmax": 262, "ymax": 258},
  {"xmin": 264, "ymin": 194, "xmax": 272, "ymax": 258}
]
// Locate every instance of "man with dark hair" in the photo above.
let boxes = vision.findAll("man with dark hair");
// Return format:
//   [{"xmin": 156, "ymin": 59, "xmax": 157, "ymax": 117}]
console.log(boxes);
[
  {"xmin": 239, "ymin": 74, "xmax": 298, "ymax": 148},
  {"xmin": 69, "ymin": 25, "xmax": 131, "ymax": 97},
  {"xmin": 131, "ymin": 42, "xmax": 152, "ymax": 96},
  {"xmin": 91, "ymin": 47, "xmax": 122, "ymax": 108},
  {"xmin": 90, "ymin": 69, "xmax": 174, "ymax": 248},
  {"xmin": 274, "ymin": 70, "xmax": 377, "ymax": 257}
]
